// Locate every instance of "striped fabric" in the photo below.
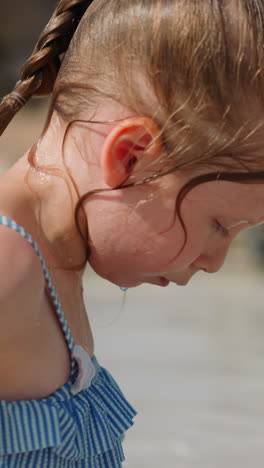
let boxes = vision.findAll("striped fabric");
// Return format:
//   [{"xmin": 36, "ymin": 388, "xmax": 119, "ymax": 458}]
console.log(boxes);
[{"xmin": 0, "ymin": 216, "xmax": 136, "ymax": 467}]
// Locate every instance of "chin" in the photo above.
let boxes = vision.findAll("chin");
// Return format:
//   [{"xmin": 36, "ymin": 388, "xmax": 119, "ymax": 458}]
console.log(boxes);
[
  {"xmin": 93, "ymin": 268, "xmax": 141, "ymax": 289},
  {"xmin": 175, "ymin": 278, "xmax": 189, "ymax": 286}
]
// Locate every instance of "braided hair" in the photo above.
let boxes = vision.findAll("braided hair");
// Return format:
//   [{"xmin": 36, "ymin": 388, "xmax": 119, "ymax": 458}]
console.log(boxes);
[{"xmin": 0, "ymin": 0, "xmax": 93, "ymax": 137}]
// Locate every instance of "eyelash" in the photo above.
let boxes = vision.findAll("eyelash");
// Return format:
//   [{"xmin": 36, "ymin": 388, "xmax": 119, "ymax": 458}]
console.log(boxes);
[{"xmin": 213, "ymin": 220, "xmax": 229, "ymax": 238}]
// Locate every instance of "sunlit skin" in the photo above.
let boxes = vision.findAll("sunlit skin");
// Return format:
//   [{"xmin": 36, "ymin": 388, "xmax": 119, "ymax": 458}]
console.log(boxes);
[
  {"xmin": 0, "ymin": 107, "xmax": 264, "ymax": 400},
  {"xmin": 34, "ymin": 110, "xmax": 264, "ymax": 290},
  {"xmin": 84, "ymin": 175, "xmax": 264, "ymax": 288}
]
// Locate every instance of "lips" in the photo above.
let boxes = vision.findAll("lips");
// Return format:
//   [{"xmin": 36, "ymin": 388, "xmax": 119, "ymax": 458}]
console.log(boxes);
[{"xmin": 159, "ymin": 277, "xmax": 170, "ymax": 287}]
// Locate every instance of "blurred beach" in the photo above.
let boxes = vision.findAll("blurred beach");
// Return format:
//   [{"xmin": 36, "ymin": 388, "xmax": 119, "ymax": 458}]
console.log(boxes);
[
  {"xmin": 87, "ymin": 270, "xmax": 264, "ymax": 468},
  {"xmin": 1, "ymin": 4, "xmax": 264, "ymax": 464},
  {"xmin": 0, "ymin": 102, "xmax": 264, "ymax": 467}
]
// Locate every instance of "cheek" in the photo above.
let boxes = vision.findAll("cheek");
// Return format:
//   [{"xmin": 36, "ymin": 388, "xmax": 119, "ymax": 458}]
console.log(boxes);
[
  {"xmin": 86, "ymin": 189, "xmax": 208, "ymax": 279},
  {"xmin": 87, "ymin": 205, "xmax": 187, "ymax": 275},
  {"xmin": 124, "ymin": 216, "xmax": 189, "ymax": 272},
  {"xmin": 164, "ymin": 209, "xmax": 212, "ymax": 268}
]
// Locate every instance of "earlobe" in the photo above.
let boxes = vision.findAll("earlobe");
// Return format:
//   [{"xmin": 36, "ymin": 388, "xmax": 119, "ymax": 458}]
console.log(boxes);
[{"xmin": 101, "ymin": 117, "xmax": 161, "ymax": 188}]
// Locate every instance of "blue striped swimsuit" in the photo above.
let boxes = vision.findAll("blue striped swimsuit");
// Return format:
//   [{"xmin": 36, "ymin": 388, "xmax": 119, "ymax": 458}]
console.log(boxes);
[{"xmin": 0, "ymin": 216, "xmax": 136, "ymax": 467}]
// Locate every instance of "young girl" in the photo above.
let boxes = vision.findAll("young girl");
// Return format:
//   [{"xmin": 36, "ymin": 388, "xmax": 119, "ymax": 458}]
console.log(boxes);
[{"xmin": 1, "ymin": 0, "xmax": 264, "ymax": 466}]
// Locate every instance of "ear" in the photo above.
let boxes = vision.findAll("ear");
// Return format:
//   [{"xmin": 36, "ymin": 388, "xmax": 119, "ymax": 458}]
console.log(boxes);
[{"xmin": 101, "ymin": 117, "xmax": 162, "ymax": 188}]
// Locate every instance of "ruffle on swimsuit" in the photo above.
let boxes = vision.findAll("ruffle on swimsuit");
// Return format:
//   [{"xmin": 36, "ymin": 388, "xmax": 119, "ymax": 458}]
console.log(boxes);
[
  {"xmin": 0, "ymin": 357, "xmax": 136, "ymax": 467},
  {"xmin": 0, "ymin": 216, "xmax": 136, "ymax": 467}
]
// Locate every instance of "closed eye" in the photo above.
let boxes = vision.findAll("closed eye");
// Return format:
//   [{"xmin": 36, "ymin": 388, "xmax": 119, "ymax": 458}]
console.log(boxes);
[{"xmin": 213, "ymin": 220, "xmax": 229, "ymax": 238}]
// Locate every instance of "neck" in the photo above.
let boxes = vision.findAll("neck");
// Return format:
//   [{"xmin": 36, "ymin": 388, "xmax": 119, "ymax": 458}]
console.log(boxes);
[{"xmin": 1, "ymin": 150, "xmax": 87, "ymax": 273}]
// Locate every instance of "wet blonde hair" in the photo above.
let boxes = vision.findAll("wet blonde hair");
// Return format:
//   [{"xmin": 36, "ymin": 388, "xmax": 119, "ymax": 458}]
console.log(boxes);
[
  {"xmin": 1, "ymin": 0, "xmax": 264, "ymax": 256},
  {"xmin": 1, "ymin": 1, "xmax": 264, "ymax": 169},
  {"xmin": 54, "ymin": 0, "xmax": 264, "ymax": 175}
]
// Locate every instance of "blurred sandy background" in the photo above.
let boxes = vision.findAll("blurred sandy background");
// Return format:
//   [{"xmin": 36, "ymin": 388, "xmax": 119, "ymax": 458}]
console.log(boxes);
[{"xmin": 1, "ymin": 3, "xmax": 264, "ymax": 467}]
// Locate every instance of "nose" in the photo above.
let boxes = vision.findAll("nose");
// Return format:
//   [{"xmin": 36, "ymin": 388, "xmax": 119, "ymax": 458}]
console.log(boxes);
[{"xmin": 193, "ymin": 244, "xmax": 230, "ymax": 274}]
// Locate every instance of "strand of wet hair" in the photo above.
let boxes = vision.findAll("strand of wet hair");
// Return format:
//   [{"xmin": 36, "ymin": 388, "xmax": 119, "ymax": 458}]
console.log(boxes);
[{"xmin": 0, "ymin": 0, "xmax": 94, "ymax": 137}]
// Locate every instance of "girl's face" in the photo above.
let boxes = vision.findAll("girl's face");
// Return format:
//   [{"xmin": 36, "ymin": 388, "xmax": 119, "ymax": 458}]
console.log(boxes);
[{"xmin": 85, "ymin": 173, "xmax": 264, "ymax": 288}]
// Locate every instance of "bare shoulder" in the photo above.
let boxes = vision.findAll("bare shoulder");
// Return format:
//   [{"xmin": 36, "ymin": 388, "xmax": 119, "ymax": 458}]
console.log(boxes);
[{"xmin": 0, "ymin": 224, "xmax": 44, "ymax": 305}]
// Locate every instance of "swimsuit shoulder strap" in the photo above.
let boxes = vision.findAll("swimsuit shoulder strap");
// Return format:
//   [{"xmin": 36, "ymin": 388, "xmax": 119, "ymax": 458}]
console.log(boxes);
[{"xmin": 0, "ymin": 216, "xmax": 77, "ymax": 380}]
